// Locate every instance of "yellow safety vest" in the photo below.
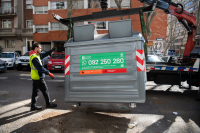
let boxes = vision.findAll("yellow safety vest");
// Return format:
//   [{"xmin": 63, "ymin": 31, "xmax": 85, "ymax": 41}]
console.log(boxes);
[{"xmin": 29, "ymin": 54, "xmax": 42, "ymax": 80}]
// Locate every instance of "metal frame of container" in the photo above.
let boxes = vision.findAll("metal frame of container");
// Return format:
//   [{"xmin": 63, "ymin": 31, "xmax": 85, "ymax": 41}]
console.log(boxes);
[{"xmin": 64, "ymin": 32, "xmax": 146, "ymax": 106}]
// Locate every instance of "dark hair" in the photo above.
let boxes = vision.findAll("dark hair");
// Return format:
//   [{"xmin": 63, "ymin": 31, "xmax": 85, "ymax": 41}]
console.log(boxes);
[{"xmin": 32, "ymin": 43, "xmax": 40, "ymax": 50}]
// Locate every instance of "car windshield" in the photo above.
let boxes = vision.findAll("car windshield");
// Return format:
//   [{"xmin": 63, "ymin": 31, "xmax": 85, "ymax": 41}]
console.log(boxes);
[
  {"xmin": 51, "ymin": 54, "xmax": 65, "ymax": 59},
  {"xmin": 23, "ymin": 52, "xmax": 30, "ymax": 56},
  {"xmin": 162, "ymin": 57, "xmax": 169, "ymax": 62},
  {"xmin": 147, "ymin": 55, "xmax": 164, "ymax": 62},
  {"xmin": 0, "ymin": 53, "xmax": 14, "ymax": 58}
]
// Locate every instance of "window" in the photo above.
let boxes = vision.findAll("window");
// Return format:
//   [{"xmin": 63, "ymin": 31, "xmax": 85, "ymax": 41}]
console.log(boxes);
[
  {"xmin": 2, "ymin": 20, "xmax": 12, "ymax": 28},
  {"xmin": 1, "ymin": 0, "xmax": 11, "ymax": 13},
  {"xmin": 51, "ymin": 54, "xmax": 65, "ymax": 59},
  {"xmin": 110, "ymin": 0, "xmax": 130, "ymax": 8},
  {"xmin": 51, "ymin": 22, "xmax": 68, "ymax": 31},
  {"xmin": 147, "ymin": 55, "xmax": 164, "ymax": 62},
  {"xmin": 88, "ymin": 0, "xmax": 101, "ymax": 8},
  {"xmin": 35, "ymin": 6, "xmax": 48, "ymax": 14},
  {"xmin": 51, "ymin": 1, "xmax": 67, "ymax": 9},
  {"xmin": 26, "ymin": 20, "xmax": 33, "ymax": 28},
  {"xmin": 6, "ymin": 40, "xmax": 15, "ymax": 48},
  {"xmin": 0, "ymin": 53, "xmax": 14, "ymax": 58},
  {"xmin": 88, "ymin": 21, "xmax": 107, "ymax": 29},
  {"xmin": 35, "ymin": 25, "xmax": 48, "ymax": 33},
  {"xmin": 26, "ymin": 0, "xmax": 33, "ymax": 9},
  {"xmin": 185, "ymin": 1, "xmax": 193, "ymax": 8},
  {"xmin": 73, "ymin": 0, "xmax": 84, "ymax": 9}
]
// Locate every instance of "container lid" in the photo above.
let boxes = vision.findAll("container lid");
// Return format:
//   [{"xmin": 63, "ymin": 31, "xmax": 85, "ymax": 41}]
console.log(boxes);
[{"xmin": 65, "ymin": 31, "xmax": 144, "ymax": 47}]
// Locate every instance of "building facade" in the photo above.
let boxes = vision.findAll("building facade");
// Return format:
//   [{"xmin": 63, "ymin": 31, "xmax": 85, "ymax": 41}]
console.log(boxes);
[
  {"xmin": 0, "ymin": 0, "xmax": 167, "ymax": 54},
  {"xmin": 33, "ymin": 0, "xmax": 167, "ymax": 52},
  {"xmin": 0, "ymin": 0, "xmax": 33, "ymax": 55}
]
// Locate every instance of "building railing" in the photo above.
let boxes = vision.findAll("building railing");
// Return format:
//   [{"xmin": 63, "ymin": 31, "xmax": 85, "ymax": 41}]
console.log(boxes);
[
  {"xmin": 0, "ymin": 28, "xmax": 14, "ymax": 32},
  {"xmin": 22, "ymin": 28, "xmax": 33, "ymax": 33},
  {"xmin": 0, "ymin": 7, "xmax": 17, "ymax": 15},
  {"xmin": 0, "ymin": 28, "xmax": 33, "ymax": 36}
]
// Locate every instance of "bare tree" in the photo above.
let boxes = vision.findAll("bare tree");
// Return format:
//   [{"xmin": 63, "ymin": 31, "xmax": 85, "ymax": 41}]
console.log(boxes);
[
  {"xmin": 163, "ymin": 15, "xmax": 178, "ymax": 56},
  {"xmin": 179, "ymin": 30, "xmax": 187, "ymax": 56},
  {"xmin": 143, "ymin": 3, "xmax": 157, "ymax": 42},
  {"xmin": 163, "ymin": 0, "xmax": 188, "ymax": 56},
  {"xmin": 114, "ymin": 0, "xmax": 124, "ymax": 20},
  {"xmin": 128, "ymin": 0, "xmax": 132, "ymax": 19}
]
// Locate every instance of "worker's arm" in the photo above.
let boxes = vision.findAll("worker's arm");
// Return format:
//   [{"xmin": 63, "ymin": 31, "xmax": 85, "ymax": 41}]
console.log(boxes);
[
  {"xmin": 32, "ymin": 58, "xmax": 50, "ymax": 75},
  {"xmin": 39, "ymin": 50, "xmax": 52, "ymax": 60}
]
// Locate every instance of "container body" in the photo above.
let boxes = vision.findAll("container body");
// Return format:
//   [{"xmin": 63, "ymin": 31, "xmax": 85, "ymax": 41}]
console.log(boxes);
[{"xmin": 64, "ymin": 36, "xmax": 146, "ymax": 103}]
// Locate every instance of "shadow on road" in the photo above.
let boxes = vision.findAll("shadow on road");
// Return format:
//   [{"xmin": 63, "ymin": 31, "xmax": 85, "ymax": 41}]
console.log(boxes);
[{"xmin": 13, "ymin": 108, "xmax": 130, "ymax": 133}]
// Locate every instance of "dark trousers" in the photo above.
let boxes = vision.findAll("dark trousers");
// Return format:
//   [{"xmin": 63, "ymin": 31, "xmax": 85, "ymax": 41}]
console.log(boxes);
[{"xmin": 31, "ymin": 79, "xmax": 51, "ymax": 107}]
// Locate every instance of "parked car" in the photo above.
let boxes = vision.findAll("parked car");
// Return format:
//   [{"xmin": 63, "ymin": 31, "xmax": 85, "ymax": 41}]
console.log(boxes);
[
  {"xmin": 0, "ymin": 52, "xmax": 20, "ymax": 69},
  {"xmin": 15, "ymin": 51, "xmax": 51, "ymax": 70},
  {"xmin": 42, "ymin": 55, "xmax": 50, "ymax": 68},
  {"xmin": 161, "ymin": 56, "xmax": 179, "ymax": 63},
  {"xmin": 47, "ymin": 52, "xmax": 65, "ymax": 70},
  {"xmin": 161, "ymin": 56, "xmax": 170, "ymax": 62},
  {"xmin": 147, "ymin": 55, "xmax": 165, "ymax": 62},
  {"xmin": 0, "ymin": 59, "xmax": 7, "ymax": 72},
  {"xmin": 15, "ymin": 51, "xmax": 30, "ymax": 70}
]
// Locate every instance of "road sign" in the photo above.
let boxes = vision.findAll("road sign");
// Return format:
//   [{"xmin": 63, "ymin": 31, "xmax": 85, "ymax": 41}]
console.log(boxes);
[{"xmin": 80, "ymin": 52, "xmax": 127, "ymax": 75}]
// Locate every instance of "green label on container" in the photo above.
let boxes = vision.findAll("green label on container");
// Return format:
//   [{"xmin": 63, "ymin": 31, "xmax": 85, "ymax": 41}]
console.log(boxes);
[{"xmin": 80, "ymin": 52, "xmax": 126, "ymax": 70}]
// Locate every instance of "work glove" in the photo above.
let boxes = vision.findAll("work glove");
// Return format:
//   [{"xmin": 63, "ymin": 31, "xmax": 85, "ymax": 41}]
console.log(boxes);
[
  {"xmin": 49, "ymin": 73, "xmax": 55, "ymax": 79},
  {"xmin": 51, "ymin": 47, "xmax": 56, "ymax": 52}
]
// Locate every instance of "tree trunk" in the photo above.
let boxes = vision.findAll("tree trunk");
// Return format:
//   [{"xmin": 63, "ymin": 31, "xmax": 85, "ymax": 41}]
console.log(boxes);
[
  {"xmin": 114, "ymin": 0, "xmax": 124, "ymax": 20},
  {"xmin": 67, "ymin": 0, "xmax": 73, "ymax": 40},
  {"xmin": 128, "ymin": 0, "xmax": 132, "ymax": 19}
]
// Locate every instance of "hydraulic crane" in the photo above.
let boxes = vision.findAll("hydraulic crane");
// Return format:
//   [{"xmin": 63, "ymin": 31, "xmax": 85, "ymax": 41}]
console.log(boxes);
[
  {"xmin": 100, "ymin": 0, "xmax": 197, "ymax": 59},
  {"xmin": 139, "ymin": 0, "xmax": 197, "ymax": 60}
]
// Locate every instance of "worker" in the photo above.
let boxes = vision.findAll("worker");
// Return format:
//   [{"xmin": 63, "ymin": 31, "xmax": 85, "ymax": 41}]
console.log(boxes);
[{"xmin": 29, "ymin": 43, "xmax": 57, "ymax": 111}]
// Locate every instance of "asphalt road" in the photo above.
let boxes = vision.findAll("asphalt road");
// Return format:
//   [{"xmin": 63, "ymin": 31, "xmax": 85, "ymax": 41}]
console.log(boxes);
[{"xmin": 0, "ymin": 69, "xmax": 200, "ymax": 133}]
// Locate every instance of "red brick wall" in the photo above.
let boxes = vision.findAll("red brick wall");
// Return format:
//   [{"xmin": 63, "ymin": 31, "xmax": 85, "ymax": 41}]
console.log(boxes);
[
  {"xmin": 48, "ymin": 9, "xmax": 68, "ymax": 22},
  {"xmin": 24, "ymin": 0, "xmax": 33, "ymax": 28},
  {"xmin": 33, "ymin": 0, "xmax": 48, "ymax": 6},
  {"xmin": 33, "ymin": 14, "xmax": 49, "ymax": 25},
  {"xmin": 33, "ymin": 0, "xmax": 167, "ymax": 42},
  {"xmin": 33, "ymin": 31, "xmax": 67, "ymax": 41}
]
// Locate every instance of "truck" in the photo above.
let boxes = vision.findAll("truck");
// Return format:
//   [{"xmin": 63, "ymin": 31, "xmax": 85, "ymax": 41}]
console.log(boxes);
[{"xmin": 53, "ymin": 0, "xmax": 200, "ymax": 100}]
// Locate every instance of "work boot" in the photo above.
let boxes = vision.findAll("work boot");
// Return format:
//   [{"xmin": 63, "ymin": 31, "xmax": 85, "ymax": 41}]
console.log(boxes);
[
  {"xmin": 30, "ymin": 106, "xmax": 43, "ymax": 111},
  {"xmin": 46, "ymin": 102, "xmax": 57, "ymax": 108}
]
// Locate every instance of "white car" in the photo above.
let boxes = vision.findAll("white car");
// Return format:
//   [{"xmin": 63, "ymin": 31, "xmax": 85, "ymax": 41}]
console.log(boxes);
[
  {"xmin": 0, "ymin": 59, "xmax": 7, "ymax": 72},
  {"xmin": 42, "ymin": 55, "xmax": 50, "ymax": 68},
  {"xmin": 15, "ymin": 51, "xmax": 50, "ymax": 70},
  {"xmin": 15, "ymin": 51, "xmax": 30, "ymax": 70},
  {"xmin": 0, "ymin": 52, "xmax": 20, "ymax": 69},
  {"xmin": 147, "ymin": 55, "xmax": 165, "ymax": 62}
]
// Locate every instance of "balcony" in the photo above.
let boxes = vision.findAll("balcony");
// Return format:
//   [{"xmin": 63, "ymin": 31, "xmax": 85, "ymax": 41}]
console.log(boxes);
[
  {"xmin": 0, "ymin": 7, "xmax": 17, "ymax": 17},
  {"xmin": 0, "ymin": 28, "xmax": 33, "ymax": 37},
  {"xmin": 21, "ymin": 28, "xmax": 33, "ymax": 37},
  {"xmin": 0, "ymin": 28, "xmax": 16, "ymax": 36}
]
